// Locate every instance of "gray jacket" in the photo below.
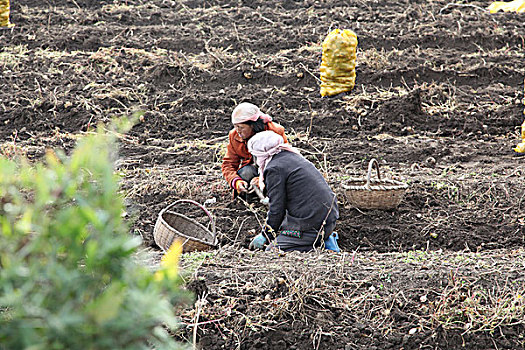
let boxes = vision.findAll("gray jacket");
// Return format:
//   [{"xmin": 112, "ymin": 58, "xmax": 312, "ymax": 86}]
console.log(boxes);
[{"xmin": 263, "ymin": 151, "xmax": 339, "ymax": 240}]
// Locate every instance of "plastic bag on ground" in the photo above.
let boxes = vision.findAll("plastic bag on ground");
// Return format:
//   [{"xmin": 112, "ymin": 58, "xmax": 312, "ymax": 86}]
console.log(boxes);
[{"xmin": 514, "ymin": 79, "xmax": 525, "ymax": 153}]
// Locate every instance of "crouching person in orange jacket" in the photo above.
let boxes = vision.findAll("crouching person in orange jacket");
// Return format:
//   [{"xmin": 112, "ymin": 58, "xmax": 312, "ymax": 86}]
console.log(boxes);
[{"xmin": 221, "ymin": 102, "xmax": 288, "ymax": 196}]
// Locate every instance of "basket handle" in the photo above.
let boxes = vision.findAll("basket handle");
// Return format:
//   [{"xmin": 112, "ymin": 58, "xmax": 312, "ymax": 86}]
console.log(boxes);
[
  {"xmin": 163, "ymin": 199, "xmax": 217, "ymax": 243},
  {"xmin": 365, "ymin": 158, "xmax": 381, "ymax": 190}
]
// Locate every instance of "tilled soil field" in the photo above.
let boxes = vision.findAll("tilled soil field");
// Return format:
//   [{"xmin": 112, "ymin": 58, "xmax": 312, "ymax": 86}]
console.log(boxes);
[{"xmin": 2, "ymin": 0, "xmax": 525, "ymax": 349}]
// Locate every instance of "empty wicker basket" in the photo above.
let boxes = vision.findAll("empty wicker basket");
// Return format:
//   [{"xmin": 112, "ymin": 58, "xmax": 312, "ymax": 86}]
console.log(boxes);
[
  {"xmin": 153, "ymin": 199, "xmax": 217, "ymax": 253},
  {"xmin": 342, "ymin": 159, "xmax": 409, "ymax": 210}
]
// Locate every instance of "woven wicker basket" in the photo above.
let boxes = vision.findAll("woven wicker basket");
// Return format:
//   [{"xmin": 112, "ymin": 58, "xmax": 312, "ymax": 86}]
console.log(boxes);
[
  {"xmin": 153, "ymin": 199, "xmax": 217, "ymax": 253},
  {"xmin": 342, "ymin": 159, "xmax": 408, "ymax": 210}
]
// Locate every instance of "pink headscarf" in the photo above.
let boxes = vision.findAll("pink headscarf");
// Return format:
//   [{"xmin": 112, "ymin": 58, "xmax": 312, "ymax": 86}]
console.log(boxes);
[
  {"xmin": 231, "ymin": 102, "xmax": 272, "ymax": 124},
  {"xmin": 248, "ymin": 131, "xmax": 301, "ymax": 190}
]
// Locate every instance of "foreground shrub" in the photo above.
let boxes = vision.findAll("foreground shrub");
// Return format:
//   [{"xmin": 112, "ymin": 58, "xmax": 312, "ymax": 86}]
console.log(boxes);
[{"xmin": 0, "ymin": 124, "xmax": 190, "ymax": 349}]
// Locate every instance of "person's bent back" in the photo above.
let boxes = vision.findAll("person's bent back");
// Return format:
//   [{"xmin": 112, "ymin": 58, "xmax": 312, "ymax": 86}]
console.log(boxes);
[{"xmin": 248, "ymin": 131, "xmax": 340, "ymax": 252}]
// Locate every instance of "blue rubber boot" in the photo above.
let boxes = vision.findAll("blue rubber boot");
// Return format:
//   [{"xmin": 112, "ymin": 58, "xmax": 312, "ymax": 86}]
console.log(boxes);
[{"xmin": 324, "ymin": 232, "xmax": 340, "ymax": 253}]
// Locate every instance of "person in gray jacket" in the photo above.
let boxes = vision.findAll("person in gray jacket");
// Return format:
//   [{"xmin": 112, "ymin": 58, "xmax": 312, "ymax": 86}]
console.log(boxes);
[{"xmin": 247, "ymin": 131, "xmax": 340, "ymax": 252}]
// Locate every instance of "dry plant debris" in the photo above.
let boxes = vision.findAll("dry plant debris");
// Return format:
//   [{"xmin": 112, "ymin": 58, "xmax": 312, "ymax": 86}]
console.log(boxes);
[{"xmin": 172, "ymin": 246, "xmax": 525, "ymax": 348}]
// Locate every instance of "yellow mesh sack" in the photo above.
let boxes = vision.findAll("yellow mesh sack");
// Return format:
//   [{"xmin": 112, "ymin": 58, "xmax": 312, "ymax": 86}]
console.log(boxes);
[
  {"xmin": 320, "ymin": 29, "xmax": 358, "ymax": 97},
  {"xmin": 0, "ymin": 0, "xmax": 14, "ymax": 28},
  {"xmin": 488, "ymin": 0, "xmax": 525, "ymax": 13}
]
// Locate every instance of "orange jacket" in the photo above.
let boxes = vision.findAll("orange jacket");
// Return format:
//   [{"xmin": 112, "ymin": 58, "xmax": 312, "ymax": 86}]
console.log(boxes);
[{"xmin": 222, "ymin": 122, "xmax": 287, "ymax": 188}]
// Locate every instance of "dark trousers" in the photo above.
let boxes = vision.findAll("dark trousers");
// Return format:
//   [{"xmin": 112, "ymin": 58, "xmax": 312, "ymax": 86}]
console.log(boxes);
[
  {"xmin": 270, "ymin": 222, "xmax": 336, "ymax": 252},
  {"xmin": 237, "ymin": 164, "xmax": 258, "ymax": 183}
]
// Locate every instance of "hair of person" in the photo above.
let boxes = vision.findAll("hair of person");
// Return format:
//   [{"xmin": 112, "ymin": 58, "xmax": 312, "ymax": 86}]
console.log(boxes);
[{"xmin": 244, "ymin": 118, "xmax": 266, "ymax": 133}]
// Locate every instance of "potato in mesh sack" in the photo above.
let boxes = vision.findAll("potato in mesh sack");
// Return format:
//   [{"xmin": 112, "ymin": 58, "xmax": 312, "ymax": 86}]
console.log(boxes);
[
  {"xmin": 488, "ymin": 0, "xmax": 525, "ymax": 13},
  {"xmin": 320, "ymin": 29, "xmax": 358, "ymax": 97},
  {"xmin": 0, "ymin": 0, "xmax": 14, "ymax": 28}
]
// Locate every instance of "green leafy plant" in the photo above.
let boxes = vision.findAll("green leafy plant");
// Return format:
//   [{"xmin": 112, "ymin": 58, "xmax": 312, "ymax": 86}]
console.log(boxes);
[{"xmin": 0, "ymin": 121, "xmax": 190, "ymax": 350}]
